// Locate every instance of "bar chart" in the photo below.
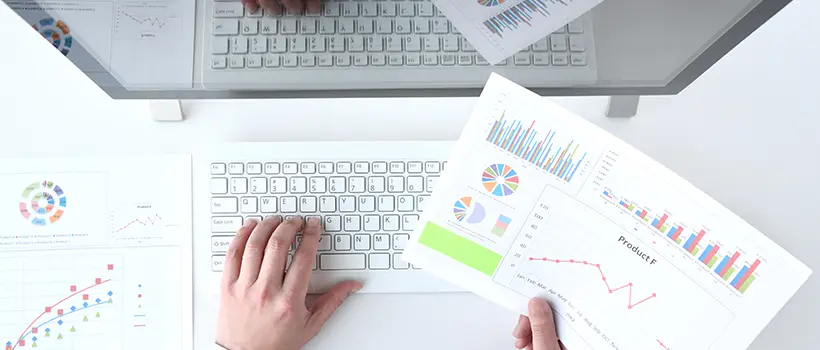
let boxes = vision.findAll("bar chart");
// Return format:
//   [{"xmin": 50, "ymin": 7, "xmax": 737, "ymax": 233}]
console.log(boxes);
[
  {"xmin": 603, "ymin": 189, "xmax": 761, "ymax": 293},
  {"xmin": 486, "ymin": 112, "xmax": 588, "ymax": 183}
]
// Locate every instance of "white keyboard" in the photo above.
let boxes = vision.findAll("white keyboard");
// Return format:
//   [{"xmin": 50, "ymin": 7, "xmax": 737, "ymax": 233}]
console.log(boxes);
[
  {"xmin": 201, "ymin": 142, "xmax": 463, "ymax": 293},
  {"xmin": 200, "ymin": 1, "xmax": 598, "ymax": 89}
]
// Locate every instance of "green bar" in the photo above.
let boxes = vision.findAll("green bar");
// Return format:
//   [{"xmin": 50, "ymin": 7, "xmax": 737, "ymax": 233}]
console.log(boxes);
[
  {"xmin": 691, "ymin": 247, "xmax": 700, "ymax": 256},
  {"xmin": 739, "ymin": 275, "xmax": 756, "ymax": 293},
  {"xmin": 419, "ymin": 222, "xmax": 502, "ymax": 276},
  {"xmin": 643, "ymin": 217, "xmax": 649, "ymax": 222},
  {"xmin": 708, "ymin": 255, "xmax": 718, "ymax": 268},
  {"xmin": 660, "ymin": 224, "xmax": 668, "ymax": 233},
  {"xmin": 675, "ymin": 237, "xmax": 682, "ymax": 244},
  {"xmin": 628, "ymin": 204, "xmax": 635, "ymax": 211},
  {"xmin": 723, "ymin": 266, "xmax": 736, "ymax": 281}
]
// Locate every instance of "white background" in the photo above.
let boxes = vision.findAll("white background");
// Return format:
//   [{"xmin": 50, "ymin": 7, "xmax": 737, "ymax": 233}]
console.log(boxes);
[{"xmin": 1, "ymin": 0, "xmax": 818, "ymax": 348}]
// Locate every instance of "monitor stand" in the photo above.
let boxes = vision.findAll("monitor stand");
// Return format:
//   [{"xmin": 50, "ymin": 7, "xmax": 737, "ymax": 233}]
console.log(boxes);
[{"xmin": 606, "ymin": 96, "xmax": 639, "ymax": 118}]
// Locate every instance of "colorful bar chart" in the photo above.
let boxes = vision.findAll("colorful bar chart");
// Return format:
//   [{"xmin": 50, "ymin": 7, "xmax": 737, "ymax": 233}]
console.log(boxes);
[
  {"xmin": 486, "ymin": 113, "xmax": 587, "ymax": 183},
  {"xmin": 603, "ymin": 189, "xmax": 761, "ymax": 293},
  {"xmin": 482, "ymin": 0, "xmax": 555, "ymax": 38}
]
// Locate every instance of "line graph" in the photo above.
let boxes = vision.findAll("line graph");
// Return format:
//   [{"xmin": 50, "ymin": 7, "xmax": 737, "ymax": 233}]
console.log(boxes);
[
  {"xmin": 114, "ymin": 3, "xmax": 182, "ymax": 40},
  {"xmin": 116, "ymin": 214, "xmax": 163, "ymax": 233},
  {"xmin": 118, "ymin": 12, "xmax": 168, "ymax": 28},
  {"xmin": 528, "ymin": 257, "xmax": 656, "ymax": 309}
]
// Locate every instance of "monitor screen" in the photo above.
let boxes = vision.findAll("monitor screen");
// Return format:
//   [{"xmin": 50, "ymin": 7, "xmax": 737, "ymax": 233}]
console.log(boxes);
[{"xmin": 2, "ymin": 0, "xmax": 781, "ymax": 98}]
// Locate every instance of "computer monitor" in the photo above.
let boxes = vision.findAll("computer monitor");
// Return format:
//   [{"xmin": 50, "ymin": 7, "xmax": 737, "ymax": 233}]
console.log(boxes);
[{"xmin": 2, "ymin": 0, "xmax": 790, "ymax": 99}]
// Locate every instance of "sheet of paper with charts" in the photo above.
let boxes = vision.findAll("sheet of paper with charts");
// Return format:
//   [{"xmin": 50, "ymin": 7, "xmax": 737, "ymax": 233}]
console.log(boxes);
[
  {"xmin": 404, "ymin": 73, "xmax": 811, "ymax": 350},
  {"xmin": 0, "ymin": 156, "xmax": 192, "ymax": 350},
  {"xmin": 435, "ymin": 0, "xmax": 603, "ymax": 63}
]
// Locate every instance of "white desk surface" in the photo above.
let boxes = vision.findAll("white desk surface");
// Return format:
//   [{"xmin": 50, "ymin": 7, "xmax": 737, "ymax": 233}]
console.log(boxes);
[{"xmin": 2, "ymin": 0, "xmax": 819, "ymax": 349}]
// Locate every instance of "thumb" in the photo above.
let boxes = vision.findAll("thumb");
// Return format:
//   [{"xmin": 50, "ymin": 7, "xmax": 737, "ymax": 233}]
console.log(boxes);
[
  {"xmin": 306, "ymin": 281, "xmax": 362, "ymax": 335},
  {"xmin": 528, "ymin": 298, "xmax": 561, "ymax": 350}
]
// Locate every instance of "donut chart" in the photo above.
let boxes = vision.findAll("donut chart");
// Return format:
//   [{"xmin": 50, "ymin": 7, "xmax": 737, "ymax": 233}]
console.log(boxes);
[
  {"xmin": 19, "ymin": 181, "xmax": 67, "ymax": 226},
  {"xmin": 482, "ymin": 164, "xmax": 519, "ymax": 196},
  {"xmin": 477, "ymin": 0, "xmax": 505, "ymax": 6},
  {"xmin": 32, "ymin": 17, "xmax": 73, "ymax": 56},
  {"xmin": 453, "ymin": 197, "xmax": 487, "ymax": 224}
]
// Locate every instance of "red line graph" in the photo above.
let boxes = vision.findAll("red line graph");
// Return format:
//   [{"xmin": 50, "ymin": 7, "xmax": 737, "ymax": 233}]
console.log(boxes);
[
  {"xmin": 656, "ymin": 338, "xmax": 670, "ymax": 349},
  {"xmin": 12, "ymin": 279, "xmax": 112, "ymax": 350},
  {"xmin": 528, "ymin": 257, "xmax": 657, "ymax": 309},
  {"xmin": 116, "ymin": 214, "xmax": 163, "ymax": 233}
]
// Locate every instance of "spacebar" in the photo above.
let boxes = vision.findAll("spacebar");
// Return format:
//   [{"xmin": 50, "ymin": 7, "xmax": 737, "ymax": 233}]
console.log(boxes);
[{"xmin": 319, "ymin": 254, "xmax": 366, "ymax": 270}]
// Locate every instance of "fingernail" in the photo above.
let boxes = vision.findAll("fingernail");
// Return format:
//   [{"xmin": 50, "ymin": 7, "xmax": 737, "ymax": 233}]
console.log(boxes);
[
  {"xmin": 351, "ymin": 284, "xmax": 363, "ymax": 293},
  {"xmin": 528, "ymin": 298, "xmax": 549, "ymax": 314},
  {"xmin": 309, "ymin": 217, "xmax": 320, "ymax": 226},
  {"xmin": 243, "ymin": 219, "xmax": 256, "ymax": 227},
  {"xmin": 308, "ymin": 3, "xmax": 320, "ymax": 13}
]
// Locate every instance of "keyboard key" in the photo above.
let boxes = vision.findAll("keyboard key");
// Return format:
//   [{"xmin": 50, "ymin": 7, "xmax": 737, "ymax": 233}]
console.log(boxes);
[
  {"xmin": 423, "ymin": 37, "xmax": 439, "ymax": 52},
  {"xmin": 300, "ymin": 196, "xmax": 317, "ymax": 212},
  {"xmin": 373, "ymin": 235, "xmax": 390, "ymax": 251},
  {"xmin": 213, "ymin": 38, "xmax": 229, "ymax": 55},
  {"xmin": 388, "ymin": 176, "xmax": 405, "ymax": 193},
  {"xmin": 390, "ymin": 161, "xmax": 405, "ymax": 173},
  {"xmin": 290, "ymin": 177, "xmax": 307, "ymax": 193},
  {"xmin": 417, "ymin": 195, "xmax": 429, "ymax": 211},
  {"xmin": 569, "ymin": 35, "xmax": 586, "ymax": 52},
  {"xmin": 376, "ymin": 19, "xmax": 392, "ymax": 34},
  {"xmin": 241, "ymin": 197, "xmax": 258, "ymax": 213},
  {"xmin": 339, "ymin": 19, "xmax": 355, "ymax": 34},
  {"xmin": 310, "ymin": 177, "xmax": 327, "ymax": 193},
  {"xmin": 407, "ymin": 176, "xmax": 424, "ymax": 193},
  {"xmin": 211, "ymin": 56, "xmax": 227, "ymax": 69},
  {"xmin": 386, "ymin": 36, "xmax": 402, "ymax": 52},
  {"xmin": 368, "ymin": 177, "xmax": 386, "ymax": 192},
  {"xmin": 260, "ymin": 19, "xmax": 277, "ymax": 34},
  {"xmin": 212, "ymin": 216, "xmax": 242, "ymax": 233},
  {"xmin": 211, "ymin": 178, "xmax": 228, "ymax": 194},
  {"xmin": 349, "ymin": 177, "xmax": 366, "ymax": 193},
  {"xmin": 418, "ymin": 3, "xmax": 434, "ymax": 17},
  {"xmin": 354, "ymin": 54, "xmax": 368, "ymax": 66},
  {"xmin": 550, "ymin": 34, "xmax": 567, "ymax": 52},
  {"xmin": 231, "ymin": 37, "xmax": 248, "ymax": 54},
  {"xmin": 229, "ymin": 163, "xmax": 244, "ymax": 175},
  {"xmin": 380, "ymin": 3, "xmax": 397, "ymax": 16},
  {"xmin": 214, "ymin": 2, "xmax": 243, "ymax": 17},
  {"xmin": 354, "ymin": 234, "xmax": 371, "ymax": 250},
  {"xmin": 371, "ymin": 54, "xmax": 386, "ymax": 66},
  {"xmin": 401, "ymin": 215, "xmax": 418, "ymax": 231},
  {"xmin": 334, "ymin": 234, "xmax": 352, "ymax": 250},
  {"xmin": 353, "ymin": 162, "xmax": 369, "ymax": 173},
  {"xmin": 335, "ymin": 54, "xmax": 351, "ymax": 66},
  {"xmin": 534, "ymin": 53, "xmax": 550, "ymax": 66},
  {"xmin": 442, "ymin": 35, "xmax": 459, "ymax": 52},
  {"xmin": 432, "ymin": 18, "xmax": 448, "ymax": 34},
  {"xmin": 300, "ymin": 163, "xmax": 317, "ymax": 174},
  {"xmin": 281, "ymin": 18, "xmax": 297, "ymax": 34},
  {"xmin": 393, "ymin": 233, "xmax": 409, "ymax": 250},
  {"xmin": 283, "ymin": 162, "xmax": 298, "ymax": 174},
  {"xmin": 383, "ymin": 214, "xmax": 400, "ymax": 231},
  {"xmin": 325, "ymin": 215, "xmax": 342, "ymax": 232},
  {"xmin": 552, "ymin": 53, "xmax": 568, "ymax": 66},
  {"xmin": 264, "ymin": 54, "xmax": 280, "ymax": 68},
  {"xmin": 290, "ymin": 38, "xmax": 307, "ymax": 53},
  {"xmin": 358, "ymin": 19, "xmax": 374, "ymax": 34},
  {"xmin": 212, "ymin": 197, "xmax": 238, "ymax": 213},
  {"xmin": 270, "ymin": 37, "xmax": 286, "ymax": 53},
  {"xmin": 441, "ymin": 54, "xmax": 455, "ymax": 66},
  {"xmin": 461, "ymin": 39, "xmax": 476, "ymax": 52},
  {"xmin": 399, "ymin": 2, "xmax": 414, "ymax": 16},
  {"xmin": 363, "ymin": 215, "xmax": 380, "ymax": 231},
  {"xmin": 309, "ymin": 37, "xmax": 326, "ymax": 52},
  {"xmin": 361, "ymin": 2, "xmax": 377, "ymax": 17},
  {"xmin": 318, "ymin": 162, "xmax": 334, "ymax": 174},
  {"xmin": 319, "ymin": 19, "xmax": 335, "ymax": 33},
  {"xmin": 329, "ymin": 177, "xmax": 346, "ymax": 193},
  {"xmin": 514, "ymin": 53, "xmax": 531, "ymax": 66},
  {"xmin": 270, "ymin": 177, "xmax": 287, "ymax": 193},
  {"xmin": 571, "ymin": 54, "xmax": 587, "ymax": 66},
  {"xmin": 340, "ymin": 196, "xmax": 356, "ymax": 212},
  {"xmin": 323, "ymin": 3, "xmax": 340, "ymax": 16},
  {"xmin": 393, "ymin": 253, "xmax": 409, "ymax": 269},
  {"xmin": 413, "ymin": 19, "xmax": 430, "ymax": 34},
  {"xmin": 426, "ymin": 176, "xmax": 438, "ymax": 192},
  {"xmin": 406, "ymin": 53, "xmax": 421, "ymax": 66},
  {"xmin": 533, "ymin": 38, "xmax": 549, "ymax": 52},
  {"xmin": 407, "ymin": 162, "xmax": 423, "ymax": 173},
  {"xmin": 319, "ymin": 196, "xmax": 336, "ymax": 212},
  {"xmin": 300, "ymin": 19, "xmax": 316, "ymax": 34},
  {"xmin": 318, "ymin": 234, "xmax": 332, "ymax": 251},
  {"xmin": 229, "ymin": 56, "xmax": 244, "ymax": 68},
  {"xmin": 247, "ymin": 163, "xmax": 262, "ymax": 174},
  {"xmin": 242, "ymin": 19, "xmax": 258, "ymax": 35},
  {"xmin": 568, "ymin": 19, "xmax": 584, "ymax": 33},
  {"xmin": 423, "ymin": 53, "xmax": 437, "ymax": 66},
  {"xmin": 359, "ymin": 196, "xmax": 376, "ymax": 212},
  {"xmin": 369, "ymin": 253, "xmax": 390, "ymax": 269},
  {"xmin": 342, "ymin": 2, "xmax": 358, "ymax": 16},
  {"xmin": 336, "ymin": 162, "xmax": 352, "ymax": 173},
  {"xmin": 280, "ymin": 197, "xmax": 298, "ymax": 213},
  {"xmin": 213, "ymin": 19, "xmax": 239, "ymax": 35},
  {"xmin": 378, "ymin": 195, "xmax": 395, "ymax": 211},
  {"xmin": 250, "ymin": 178, "xmax": 267, "ymax": 193},
  {"xmin": 344, "ymin": 215, "xmax": 361, "ymax": 231},
  {"xmin": 397, "ymin": 195, "xmax": 414, "ymax": 211},
  {"xmin": 247, "ymin": 55, "xmax": 263, "ymax": 68},
  {"xmin": 457, "ymin": 53, "xmax": 472, "ymax": 66},
  {"xmin": 395, "ymin": 19, "xmax": 411, "ymax": 34},
  {"xmin": 212, "ymin": 236, "xmax": 233, "ymax": 252},
  {"xmin": 260, "ymin": 196, "xmax": 277, "ymax": 213},
  {"xmin": 231, "ymin": 178, "xmax": 248, "ymax": 193},
  {"xmin": 320, "ymin": 253, "xmax": 366, "ymax": 270},
  {"xmin": 372, "ymin": 162, "xmax": 388, "ymax": 173},
  {"xmin": 212, "ymin": 255, "xmax": 226, "ymax": 272}
]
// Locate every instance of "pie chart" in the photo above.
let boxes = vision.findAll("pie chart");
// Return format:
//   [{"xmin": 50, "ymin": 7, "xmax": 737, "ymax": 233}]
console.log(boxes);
[
  {"xmin": 453, "ymin": 197, "xmax": 486, "ymax": 224},
  {"xmin": 482, "ymin": 164, "xmax": 519, "ymax": 196}
]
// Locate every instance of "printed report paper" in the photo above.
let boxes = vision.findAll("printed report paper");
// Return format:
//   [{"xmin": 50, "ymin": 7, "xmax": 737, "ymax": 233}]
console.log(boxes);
[
  {"xmin": 435, "ymin": 0, "xmax": 603, "ymax": 64},
  {"xmin": 0, "ymin": 155, "xmax": 193, "ymax": 350},
  {"xmin": 404, "ymin": 73, "xmax": 811, "ymax": 350}
]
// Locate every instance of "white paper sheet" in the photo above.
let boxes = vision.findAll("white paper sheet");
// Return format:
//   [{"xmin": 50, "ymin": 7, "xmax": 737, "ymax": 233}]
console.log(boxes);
[
  {"xmin": 0, "ymin": 155, "xmax": 193, "ymax": 350},
  {"xmin": 404, "ymin": 73, "xmax": 811, "ymax": 350},
  {"xmin": 435, "ymin": 0, "xmax": 603, "ymax": 64}
]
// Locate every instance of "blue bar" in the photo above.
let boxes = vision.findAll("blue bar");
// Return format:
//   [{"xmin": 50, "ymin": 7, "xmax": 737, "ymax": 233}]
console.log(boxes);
[
  {"xmin": 522, "ymin": 132, "xmax": 536, "ymax": 157},
  {"xmin": 667, "ymin": 227, "xmax": 676, "ymax": 239},
  {"xmin": 560, "ymin": 158, "xmax": 573, "ymax": 178},
  {"xmin": 683, "ymin": 234, "xmax": 696, "ymax": 250},
  {"xmin": 509, "ymin": 125, "xmax": 523, "ymax": 151},
  {"xmin": 699, "ymin": 245, "xmax": 713, "ymax": 262},
  {"xmin": 545, "ymin": 147, "xmax": 561, "ymax": 170},
  {"xmin": 731, "ymin": 266, "xmax": 749, "ymax": 287},
  {"xmin": 715, "ymin": 256, "xmax": 730, "ymax": 274},
  {"xmin": 501, "ymin": 121, "xmax": 518, "ymax": 149},
  {"xmin": 567, "ymin": 153, "xmax": 585, "ymax": 182},
  {"xmin": 498, "ymin": 122, "xmax": 512, "ymax": 146},
  {"xmin": 491, "ymin": 120, "xmax": 506, "ymax": 143},
  {"xmin": 635, "ymin": 209, "xmax": 642, "ymax": 216},
  {"xmin": 505, "ymin": 124, "xmax": 521, "ymax": 150},
  {"xmin": 651, "ymin": 218, "xmax": 659, "ymax": 226}
]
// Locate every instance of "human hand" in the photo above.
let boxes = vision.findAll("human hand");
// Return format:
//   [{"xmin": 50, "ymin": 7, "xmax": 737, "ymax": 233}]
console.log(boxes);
[
  {"xmin": 241, "ymin": 0, "xmax": 320, "ymax": 16},
  {"xmin": 512, "ymin": 298, "xmax": 563, "ymax": 350},
  {"xmin": 216, "ymin": 216, "xmax": 362, "ymax": 350}
]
